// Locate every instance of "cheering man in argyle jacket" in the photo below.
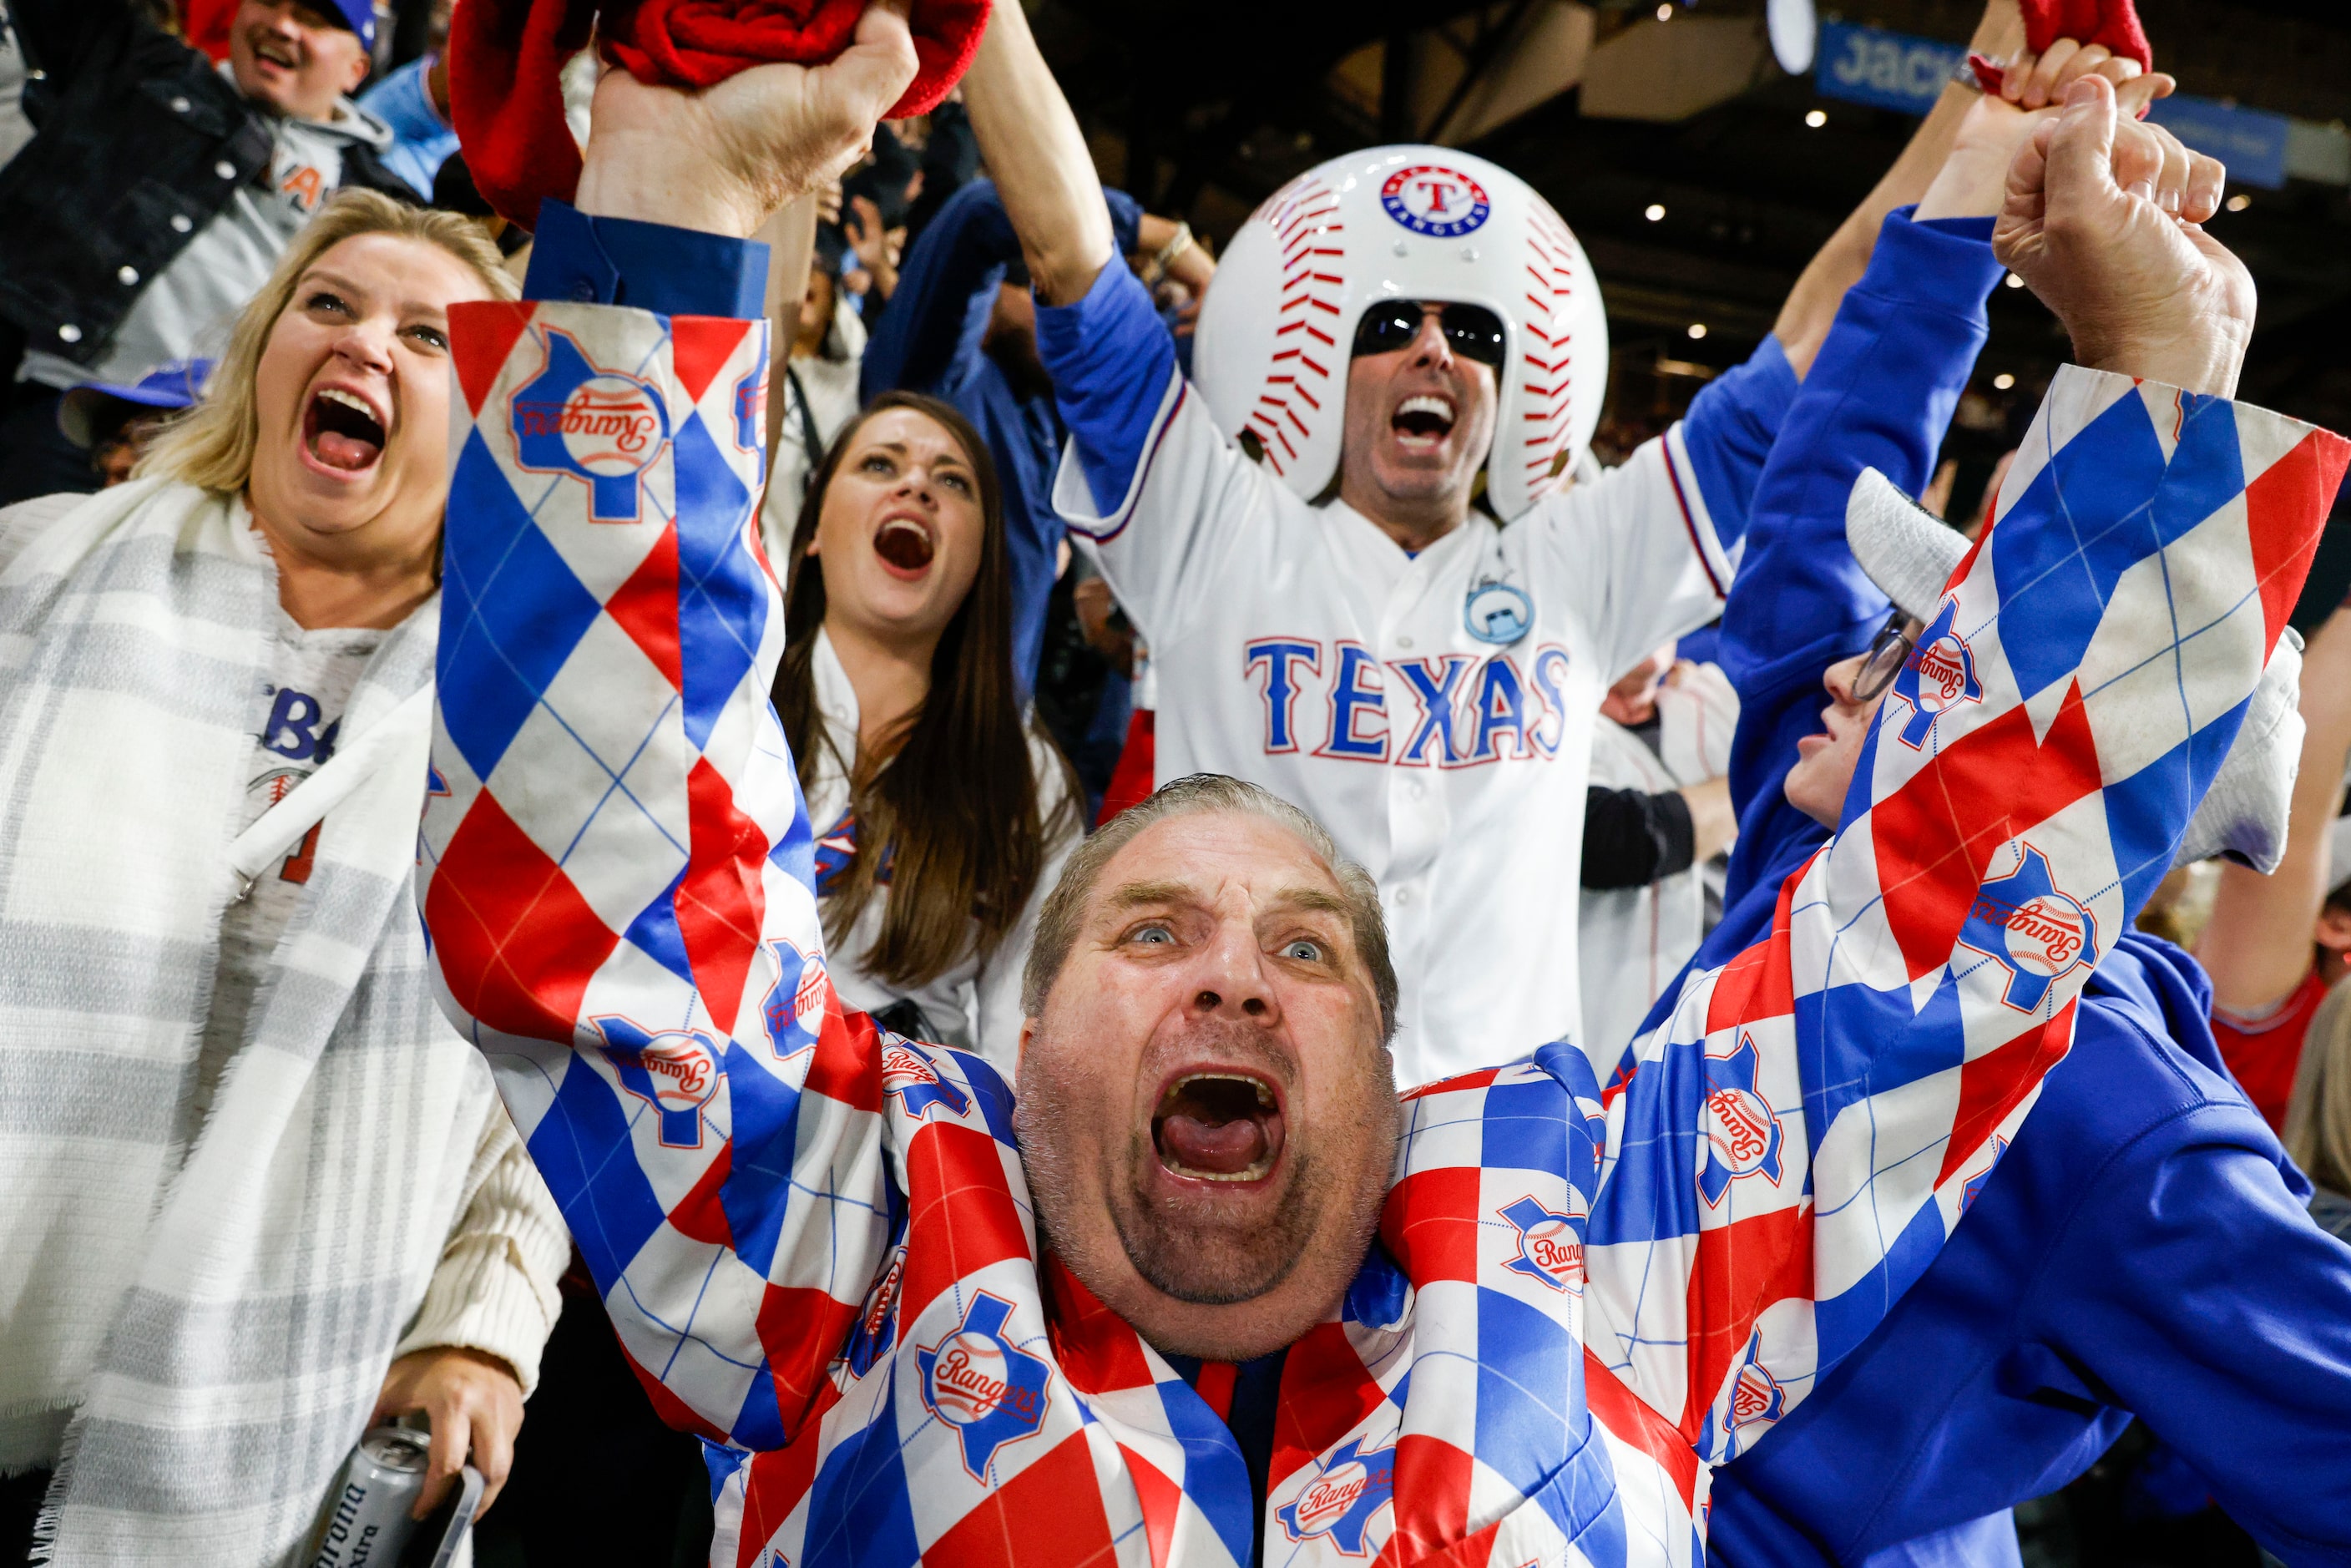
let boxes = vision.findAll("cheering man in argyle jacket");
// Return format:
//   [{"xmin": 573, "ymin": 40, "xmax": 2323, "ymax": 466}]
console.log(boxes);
[{"xmin": 417, "ymin": 14, "xmax": 2348, "ymax": 1566}]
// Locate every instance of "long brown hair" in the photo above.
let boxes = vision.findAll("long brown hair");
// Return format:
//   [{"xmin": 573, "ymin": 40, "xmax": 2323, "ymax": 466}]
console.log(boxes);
[{"xmin": 771, "ymin": 391, "xmax": 1076, "ymax": 989}]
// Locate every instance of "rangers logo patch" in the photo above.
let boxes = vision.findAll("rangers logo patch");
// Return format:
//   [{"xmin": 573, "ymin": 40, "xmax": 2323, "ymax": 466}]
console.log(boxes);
[
  {"xmin": 1275, "ymin": 1436, "xmax": 1396, "ymax": 1555},
  {"xmin": 732, "ymin": 366, "xmax": 766, "ymax": 455},
  {"xmin": 1497, "ymin": 1194, "xmax": 1585, "ymax": 1293},
  {"xmin": 759, "ymin": 939, "xmax": 828, "ymax": 1061},
  {"xmin": 1890, "ymin": 599, "xmax": 1983, "ymax": 749},
  {"xmin": 512, "ymin": 328, "xmax": 670, "ymax": 523},
  {"xmin": 916, "ymin": 1292, "xmax": 1051, "ymax": 1479},
  {"xmin": 1959, "ymin": 842, "xmax": 2096, "ymax": 1012},
  {"xmin": 1379, "ymin": 165, "xmax": 1492, "ymax": 238},
  {"xmin": 1698, "ymin": 1033, "xmax": 1785, "ymax": 1206},
  {"xmin": 881, "ymin": 1040, "xmax": 970, "ymax": 1120},
  {"xmin": 593, "ymin": 1015, "xmax": 721, "ymax": 1147}
]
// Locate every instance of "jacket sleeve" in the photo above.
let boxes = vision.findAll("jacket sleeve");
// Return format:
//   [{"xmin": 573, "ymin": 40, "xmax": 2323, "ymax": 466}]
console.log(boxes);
[
  {"xmin": 1583, "ymin": 364, "xmax": 2349, "ymax": 1470},
  {"xmin": 2035, "ymin": 1109, "xmax": 2351, "ymax": 1560},
  {"xmin": 1717, "ymin": 210, "xmax": 2004, "ymax": 921},
  {"xmin": 862, "ymin": 178, "xmax": 1141, "ymax": 404},
  {"xmin": 8, "ymin": 0, "xmax": 145, "ymax": 94},
  {"xmin": 392, "ymin": 1090, "xmax": 569, "ymax": 1395},
  {"xmin": 417, "ymin": 204, "xmax": 977, "ymax": 1450}
]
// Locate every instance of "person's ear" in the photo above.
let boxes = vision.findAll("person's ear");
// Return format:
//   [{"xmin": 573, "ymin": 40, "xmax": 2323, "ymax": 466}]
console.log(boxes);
[
  {"xmin": 340, "ymin": 43, "xmax": 370, "ymax": 96},
  {"xmin": 803, "ymin": 534, "xmax": 821, "ymax": 558},
  {"xmin": 2316, "ymin": 903, "xmax": 2351, "ymax": 955},
  {"xmin": 1017, "ymin": 1014, "xmax": 1034, "ymax": 1073}
]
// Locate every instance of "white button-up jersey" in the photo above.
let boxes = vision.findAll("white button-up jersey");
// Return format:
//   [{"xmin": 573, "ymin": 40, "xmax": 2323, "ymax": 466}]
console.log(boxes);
[{"xmin": 1055, "ymin": 369, "xmax": 1747, "ymax": 1083}]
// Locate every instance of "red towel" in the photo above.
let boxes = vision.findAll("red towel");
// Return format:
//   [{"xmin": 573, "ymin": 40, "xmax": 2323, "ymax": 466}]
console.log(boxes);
[
  {"xmin": 1969, "ymin": 0, "xmax": 2152, "ymax": 93},
  {"xmin": 451, "ymin": 0, "xmax": 991, "ymax": 229}
]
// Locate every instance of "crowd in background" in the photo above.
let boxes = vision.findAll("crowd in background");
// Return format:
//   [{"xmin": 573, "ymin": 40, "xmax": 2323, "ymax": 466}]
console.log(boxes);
[{"xmin": 0, "ymin": 0, "xmax": 2348, "ymax": 1564}]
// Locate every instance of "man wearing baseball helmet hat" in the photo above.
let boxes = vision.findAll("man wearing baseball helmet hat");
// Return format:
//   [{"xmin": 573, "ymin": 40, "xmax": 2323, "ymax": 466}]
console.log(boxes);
[{"xmin": 958, "ymin": 0, "xmax": 2160, "ymax": 1087}]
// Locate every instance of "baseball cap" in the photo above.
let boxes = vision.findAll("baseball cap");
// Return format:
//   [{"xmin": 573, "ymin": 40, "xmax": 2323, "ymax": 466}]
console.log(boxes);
[
  {"xmin": 315, "ymin": 0, "xmax": 379, "ymax": 53},
  {"xmin": 58, "ymin": 358, "xmax": 215, "ymax": 448},
  {"xmin": 1844, "ymin": 466, "xmax": 2305, "ymax": 874}
]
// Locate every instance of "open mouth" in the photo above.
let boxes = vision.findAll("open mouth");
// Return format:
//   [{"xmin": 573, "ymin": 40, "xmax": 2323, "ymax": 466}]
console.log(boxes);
[
  {"xmin": 304, "ymin": 387, "xmax": 387, "ymax": 473},
  {"xmin": 250, "ymin": 33, "xmax": 301, "ymax": 69},
  {"xmin": 1151, "ymin": 1070, "xmax": 1286, "ymax": 1182},
  {"xmin": 872, "ymin": 516, "xmax": 936, "ymax": 576},
  {"xmin": 1391, "ymin": 393, "xmax": 1457, "ymax": 450}
]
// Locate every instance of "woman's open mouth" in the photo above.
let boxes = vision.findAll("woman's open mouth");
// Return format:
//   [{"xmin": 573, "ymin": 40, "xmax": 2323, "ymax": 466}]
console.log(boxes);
[
  {"xmin": 1391, "ymin": 393, "xmax": 1457, "ymax": 453},
  {"xmin": 872, "ymin": 516, "xmax": 936, "ymax": 578},
  {"xmin": 1151, "ymin": 1070, "xmax": 1286, "ymax": 1182},
  {"xmin": 303, "ymin": 387, "xmax": 387, "ymax": 475}
]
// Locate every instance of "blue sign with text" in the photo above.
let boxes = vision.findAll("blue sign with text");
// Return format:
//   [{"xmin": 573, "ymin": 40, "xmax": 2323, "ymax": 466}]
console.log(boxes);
[
  {"xmin": 2146, "ymin": 95, "xmax": 2291, "ymax": 190},
  {"xmin": 1815, "ymin": 22, "xmax": 1964, "ymax": 116}
]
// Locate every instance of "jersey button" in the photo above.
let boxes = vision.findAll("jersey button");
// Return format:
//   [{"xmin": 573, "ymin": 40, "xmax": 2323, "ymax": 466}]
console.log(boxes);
[
  {"xmin": 1406, "ymin": 779, "xmax": 1426, "ymax": 801},
  {"xmin": 1393, "ymin": 887, "xmax": 1413, "ymax": 907},
  {"xmin": 1396, "ymin": 635, "xmax": 1415, "ymax": 650}
]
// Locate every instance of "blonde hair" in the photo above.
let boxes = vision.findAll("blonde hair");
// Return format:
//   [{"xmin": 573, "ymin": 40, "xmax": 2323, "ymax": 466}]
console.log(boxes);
[
  {"xmin": 140, "ymin": 189, "xmax": 517, "ymax": 493},
  {"xmin": 2284, "ymin": 974, "xmax": 2351, "ymax": 1198}
]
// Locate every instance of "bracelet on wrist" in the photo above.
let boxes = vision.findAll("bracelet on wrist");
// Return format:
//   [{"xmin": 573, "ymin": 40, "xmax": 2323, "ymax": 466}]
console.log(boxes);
[{"xmin": 1144, "ymin": 221, "xmax": 1194, "ymax": 286}]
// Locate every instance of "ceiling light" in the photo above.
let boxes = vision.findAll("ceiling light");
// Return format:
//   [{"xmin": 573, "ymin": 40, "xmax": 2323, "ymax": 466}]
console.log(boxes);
[
  {"xmin": 1687, "ymin": 323, "xmax": 1707, "ymax": 340},
  {"xmin": 1804, "ymin": 109, "xmax": 1828, "ymax": 129},
  {"xmin": 1656, "ymin": 3, "xmax": 1672, "ymax": 18},
  {"xmin": 2226, "ymin": 193, "xmax": 2252, "ymax": 212},
  {"xmin": 1645, "ymin": 203, "xmax": 1666, "ymax": 221},
  {"xmin": 2005, "ymin": 272, "xmax": 2025, "ymax": 289},
  {"xmin": 1992, "ymin": 372, "xmax": 2015, "ymax": 390}
]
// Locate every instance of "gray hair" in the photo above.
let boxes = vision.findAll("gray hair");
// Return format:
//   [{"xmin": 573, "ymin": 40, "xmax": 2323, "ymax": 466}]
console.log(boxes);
[
  {"xmin": 1020, "ymin": 773, "xmax": 1399, "ymax": 1044},
  {"xmin": 2285, "ymin": 974, "xmax": 2351, "ymax": 1200}
]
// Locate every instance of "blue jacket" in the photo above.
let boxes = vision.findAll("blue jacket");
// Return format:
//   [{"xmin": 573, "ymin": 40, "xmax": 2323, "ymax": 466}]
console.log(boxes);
[
  {"xmin": 861, "ymin": 179, "xmax": 1140, "ymax": 691},
  {"xmin": 356, "ymin": 57, "xmax": 457, "ymax": 201},
  {"xmin": 1694, "ymin": 210, "xmax": 2351, "ymax": 1568}
]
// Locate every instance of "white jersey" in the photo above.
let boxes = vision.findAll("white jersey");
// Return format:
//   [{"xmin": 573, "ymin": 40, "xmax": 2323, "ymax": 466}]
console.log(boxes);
[
  {"xmin": 1054, "ymin": 371, "xmax": 1739, "ymax": 1083},
  {"xmin": 1577, "ymin": 661, "xmax": 1738, "ymax": 1061}
]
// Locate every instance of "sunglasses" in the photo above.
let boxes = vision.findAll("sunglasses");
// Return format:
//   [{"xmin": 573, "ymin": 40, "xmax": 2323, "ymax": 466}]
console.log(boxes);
[
  {"xmin": 1351, "ymin": 301, "xmax": 1507, "ymax": 367},
  {"xmin": 1852, "ymin": 609, "xmax": 1919, "ymax": 705}
]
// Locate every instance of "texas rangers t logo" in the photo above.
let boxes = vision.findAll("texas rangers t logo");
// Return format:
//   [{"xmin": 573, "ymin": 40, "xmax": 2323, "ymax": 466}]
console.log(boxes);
[
  {"xmin": 1890, "ymin": 599, "xmax": 1982, "ymax": 749},
  {"xmin": 1275, "ymin": 1436, "xmax": 1396, "ymax": 1555},
  {"xmin": 881, "ymin": 1039, "xmax": 971, "ymax": 1120},
  {"xmin": 592, "ymin": 1015, "xmax": 721, "ymax": 1147},
  {"xmin": 1380, "ymin": 164, "xmax": 1492, "ymax": 238},
  {"xmin": 1497, "ymin": 1195, "xmax": 1585, "ymax": 1293},
  {"xmin": 1698, "ymin": 1033, "xmax": 1785, "ymax": 1206},
  {"xmin": 916, "ymin": 1292, "xmax": 1051, "ymax": 1480},
  {"xmin": 1959, "ymin": 842, "xmax": 2096, "ymax": 1012},
  {"xmin": 512, "ymin": 327, "xmax": 670, "ymax": 523},
  {"xmin": 759, "ymin": 939, "xmax": 828, "ymax": 1061}
]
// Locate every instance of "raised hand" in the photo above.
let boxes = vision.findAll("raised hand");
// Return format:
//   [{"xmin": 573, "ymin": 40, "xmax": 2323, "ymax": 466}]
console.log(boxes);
[
  {"xmin": 572, "ymin": 0, "xmax": 920, "ymax": 240},
  {"xmin": 1994, "ymin": 73, "xmax": 2252, "ymax": 397},
  {"xmin": 1917, "ymin": 38, "xmax": 2172, "ymax": 220}
]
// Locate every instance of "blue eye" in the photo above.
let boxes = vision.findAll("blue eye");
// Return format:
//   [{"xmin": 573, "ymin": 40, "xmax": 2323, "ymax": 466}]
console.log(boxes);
[
  {"xmin": 1131, "ymin": 923, "xmax": 1173, "ymax": 946},
  {"xmin": 1283, "ymin": 939, "xmax": 1324, "ymax": 963}
]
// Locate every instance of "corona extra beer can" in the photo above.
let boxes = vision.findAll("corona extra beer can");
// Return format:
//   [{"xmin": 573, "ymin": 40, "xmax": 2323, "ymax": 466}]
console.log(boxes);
[{"xmin": 308, "ymin": 1425, "xmax": 428, "ymax": 1568}]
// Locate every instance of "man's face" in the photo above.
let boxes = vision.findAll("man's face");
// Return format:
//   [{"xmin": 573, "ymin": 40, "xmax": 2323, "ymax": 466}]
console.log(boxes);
[
  {"xmin": 1014, "ymin": 812, "xmax": 1399, "ymax": 1361},
  {"xmin": 1784, "ymin": 628, "xmax": 1917, "ymax": 827},
  {"xmin": 1337, "ymin": 304, "xmax": 1498, "ymax": 520},
  {"xmin": 230, "ymin": 0, "xmax": 369, "ymax": 123}
]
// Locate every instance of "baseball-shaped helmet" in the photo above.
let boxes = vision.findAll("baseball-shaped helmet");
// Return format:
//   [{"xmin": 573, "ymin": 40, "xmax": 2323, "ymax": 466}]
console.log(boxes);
[{"xmin": 1192, "ymin": 145, "xmax": 1608, "ymax": 524}]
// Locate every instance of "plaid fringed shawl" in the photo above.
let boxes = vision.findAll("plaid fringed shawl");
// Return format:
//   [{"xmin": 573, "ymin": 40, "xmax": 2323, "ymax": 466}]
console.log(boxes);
[{"xmin": 0, "ymin": 478, "xmax": 552, "ymax": 1565}]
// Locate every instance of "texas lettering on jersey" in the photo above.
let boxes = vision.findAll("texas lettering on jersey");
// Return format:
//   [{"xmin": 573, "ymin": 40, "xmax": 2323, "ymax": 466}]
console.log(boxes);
[{"xmin": 1243, "ymin": 635, "xmax": 1572, "ymax": 766}]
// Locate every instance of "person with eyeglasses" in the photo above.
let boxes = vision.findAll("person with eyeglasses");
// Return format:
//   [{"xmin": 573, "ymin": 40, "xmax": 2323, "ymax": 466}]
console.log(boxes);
[
  {"xmin": 1666, "ymin": 85, "xmax": 2351, "ymax": 1568},
  {"xmin": 951, "ymin": 0, "xmax": 2156, "ymax": 1085}
]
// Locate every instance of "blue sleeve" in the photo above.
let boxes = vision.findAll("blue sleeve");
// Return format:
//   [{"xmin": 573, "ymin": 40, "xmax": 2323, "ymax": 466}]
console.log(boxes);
[
  {"xmin": 356, "ymin": 58, "xmax": 456, "ymax": 200},
  {"xmin": 1037, "ymin": 260, "xmax": 1179, "ymax": 514},
  {"xmin": 521, "ymin": 201, "xmax": 767, "ymax": 320},
  {"xmin": 1677, "ymin": 335, "xmax": 1798, "ymax": 554},
  {"xmin": 2036, "ymin": 1120, "xmax": 2351, "ymax": 1560},
  {"xmin": 1716, "ymin": 208, "xmax": 2002, "ymax": 921},
  {"xmin": 863, "ymin": 180, "xmax": 1145, "ymax": 403}
]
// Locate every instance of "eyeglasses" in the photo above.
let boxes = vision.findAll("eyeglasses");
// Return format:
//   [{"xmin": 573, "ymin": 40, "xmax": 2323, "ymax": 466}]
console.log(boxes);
[
  {"xmin": 1852, "ymin": 609, "xmax": 1918, "ymax": 705},
  {"xmin": 1351, "ymin": 301, "xmax": 1507, "ymax": 367}
]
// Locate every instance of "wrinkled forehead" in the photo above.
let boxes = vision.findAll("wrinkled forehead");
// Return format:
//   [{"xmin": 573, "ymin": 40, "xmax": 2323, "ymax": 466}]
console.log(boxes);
[{"xmin": 1088, "ymin": 810, "xmax": 1349, "ymax": 925}]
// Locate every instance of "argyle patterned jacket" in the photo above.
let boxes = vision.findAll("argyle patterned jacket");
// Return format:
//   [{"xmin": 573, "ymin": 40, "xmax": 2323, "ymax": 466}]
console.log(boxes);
[{"xmin": 416, "ymin": 295, "xmax": 2346, "ymax": 1568}]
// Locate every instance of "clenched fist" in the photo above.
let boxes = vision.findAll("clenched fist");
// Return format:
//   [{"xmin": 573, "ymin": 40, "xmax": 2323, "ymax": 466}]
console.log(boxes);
[{"xmin": 1994, "ymin": 73, "xmax": 2253, "ymax": 397}]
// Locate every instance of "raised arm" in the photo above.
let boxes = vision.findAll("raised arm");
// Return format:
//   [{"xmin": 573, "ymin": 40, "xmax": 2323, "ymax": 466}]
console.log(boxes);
[
  {"xmin": 418, "ymin": 9, "xmax": 957, "ymax": 1451},
  {"xmin": 1582, "ymin": 74, "xmax": 2345, "ymax": 1465},
  {"xmin": 958, "ymin": 0, "xmax": 1114, "ymax": 307},
  {"xmin": 2197, "ymin": 602, "xmax": 2351, "ymax": 1015}
]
